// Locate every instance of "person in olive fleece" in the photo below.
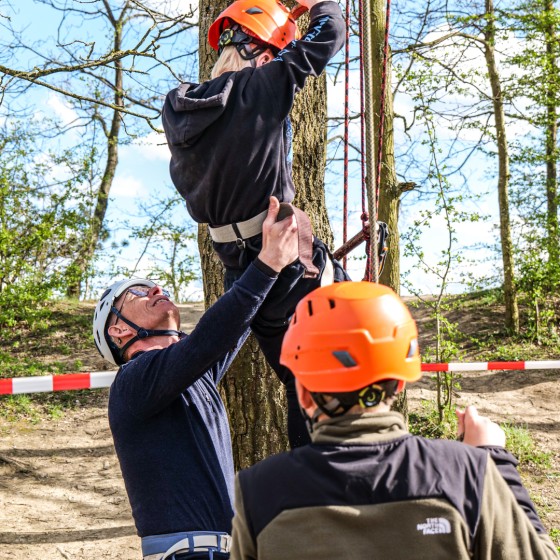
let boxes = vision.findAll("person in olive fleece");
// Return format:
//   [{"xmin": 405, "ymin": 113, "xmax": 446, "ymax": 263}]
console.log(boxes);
[
  {"xmin": 230, "ymin": 282, "xmax": 558, "ymax": 560},
  {"xmin": 162, "ymin": 0, "xmax": 349, "ymax": 450}
]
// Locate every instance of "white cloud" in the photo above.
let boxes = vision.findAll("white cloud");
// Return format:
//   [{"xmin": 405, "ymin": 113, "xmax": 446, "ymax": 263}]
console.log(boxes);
[
  {"xmin": 47, "ymin": 95, "xmax": 78, "ymax": 126},
  {"xmin": 123, "ymin": 131, "xmax": 171, "ymax": 162},
  {"xmin": 110, "ymin": 175, "xmax": 149, "ymax": 198}
]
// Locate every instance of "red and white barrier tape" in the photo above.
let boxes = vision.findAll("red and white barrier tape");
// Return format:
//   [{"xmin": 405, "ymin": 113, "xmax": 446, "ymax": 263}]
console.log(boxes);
[
  {"xmin": 0, "ymin": 372, "xmax": 117, "ymax": 395},
  {"xmin": 422, "ymin": 361, "xmax": 560, "ymax": 372},
  {"xmin": 0, "ymin": 361, "xmax": 559, "ymax": 396}
]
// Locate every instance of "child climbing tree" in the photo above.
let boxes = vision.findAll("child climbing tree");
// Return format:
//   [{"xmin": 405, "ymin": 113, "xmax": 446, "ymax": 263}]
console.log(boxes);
[{"xmin": 197, "ymin": 0, "xmax": 334, "ymax": 469}]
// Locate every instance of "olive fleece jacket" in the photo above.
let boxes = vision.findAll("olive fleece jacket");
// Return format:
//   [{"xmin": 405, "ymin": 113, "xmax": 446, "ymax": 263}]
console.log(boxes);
[{"xmin": 230, "ymin": 412, "xmax": 558, "ymax": 560}]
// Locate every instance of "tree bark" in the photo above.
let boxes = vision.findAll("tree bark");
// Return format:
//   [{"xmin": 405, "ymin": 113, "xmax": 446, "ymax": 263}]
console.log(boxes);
[
  {"xmin": 198, "ymin": 2, "xmax": 332, "ymax": 469},
  {"xmin": 484, "ymin": 0, "xmax": 520, "ymax": 334},
  {"xmin": 67, "ymin": 7, "xmax": 126, "ymax": 298},
  {"xmin": 545, "ymin": 0, "xmax": 559, "ymax": 262}
]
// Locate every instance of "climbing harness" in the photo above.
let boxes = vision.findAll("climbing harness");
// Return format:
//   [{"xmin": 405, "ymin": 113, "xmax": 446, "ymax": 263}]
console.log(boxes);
[
  {"xmin": 141, "ymin": 531, "xmax": 231, "ymax": 560},
  {"xmin": 207, "ymin": 203, "xmax": 319, "ymax": 278},
  {"xmin": 207, "ymin": 209, "xmax": 269, "ymax": 245},
  {"xmin": 340, "ymin": 0, "xmax": 392, "ymax": 282}
]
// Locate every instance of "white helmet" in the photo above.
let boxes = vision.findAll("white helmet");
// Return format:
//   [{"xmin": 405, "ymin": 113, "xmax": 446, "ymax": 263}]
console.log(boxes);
[{"xmin": 93, "ymin": 278, "xmax": 178, "ymax": 366}]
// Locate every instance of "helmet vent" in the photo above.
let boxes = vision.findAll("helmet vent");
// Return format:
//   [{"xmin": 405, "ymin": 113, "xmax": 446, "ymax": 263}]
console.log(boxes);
[
  {"xmin": 245, "ymin": 7, "xmax": 264, "ymax": 14},
  {"xmin": 100, "ymin": 288, "xmax": 111, "ymax": 302},
  {"xmin": 329, "ymin": 299, "xmax": 336, "ymax": 309},
  {"xmin": 407, "ymin": 338, "xmax": 418, "ymax": 358},
  {"xmin": 307, "ymin": 301, "xmax": 313, "ymax": 316},
  {"xmin": 332, "ymin": 351, "xmax": 357, "ymax": 368}
]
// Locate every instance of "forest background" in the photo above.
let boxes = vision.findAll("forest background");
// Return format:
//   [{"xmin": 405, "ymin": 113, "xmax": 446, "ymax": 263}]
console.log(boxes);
[{"xmin": 1, "ymin": 0, "xmax": 560, "ymax": 455}]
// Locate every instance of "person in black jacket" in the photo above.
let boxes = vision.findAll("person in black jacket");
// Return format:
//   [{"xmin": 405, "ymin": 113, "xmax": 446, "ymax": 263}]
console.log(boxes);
[
  {"xmin": 162, "ymin": 0, "xmax": 350, "ymax": 449},
  {"xmin": 92, "ymin": 198, "xmax": 299, "ymax": 560},
  {"xmin": 230, "ymin": 282, "xmax": 558, "ymax": 560}
]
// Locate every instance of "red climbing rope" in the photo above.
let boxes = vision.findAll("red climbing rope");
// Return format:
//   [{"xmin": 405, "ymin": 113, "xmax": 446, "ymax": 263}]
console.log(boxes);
[
  {"xmin": 343, "ymin": 0, "xmax": 350, "ymax": 271},
  {"xmin": 353, "ymin": 0, "xmax": 391, "ymax": 282}
]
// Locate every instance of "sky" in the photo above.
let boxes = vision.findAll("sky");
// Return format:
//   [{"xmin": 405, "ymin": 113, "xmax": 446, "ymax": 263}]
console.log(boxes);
[{"xmin": 1, "ymin": 0, "xmax": 525, "ymax": 301}]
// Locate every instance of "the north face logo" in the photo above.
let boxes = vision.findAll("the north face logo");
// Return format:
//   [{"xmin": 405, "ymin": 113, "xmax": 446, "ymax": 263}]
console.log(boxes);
[{"xmin": 417, "ymin": 518, "xmax": 451, "ymax": 535}]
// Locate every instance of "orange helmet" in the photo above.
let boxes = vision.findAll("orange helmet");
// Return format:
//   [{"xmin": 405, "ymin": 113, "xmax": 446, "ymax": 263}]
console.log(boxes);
[
  {"xmin": 208, "ymin": 0, "xmax": 301, "ymax": 55},
  {"xmin": 280, "ymin": 282, "xmax": 421, "ymax": 396}
]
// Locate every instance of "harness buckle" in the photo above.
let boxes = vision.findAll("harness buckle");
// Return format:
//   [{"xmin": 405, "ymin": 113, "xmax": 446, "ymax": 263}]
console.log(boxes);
[{"xmin": 236, "ymin": 238, "xmax": 246, "ymax": 250}]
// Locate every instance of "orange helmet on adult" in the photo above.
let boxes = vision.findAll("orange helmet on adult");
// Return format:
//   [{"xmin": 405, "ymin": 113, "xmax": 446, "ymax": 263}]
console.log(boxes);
[
  {"xmin": 280, "ymin": 282, "xmax": 421, "ymax": 411},
  {"xmin": 208, "ymin": 0, "xmax": 301, "ymax": 59}
]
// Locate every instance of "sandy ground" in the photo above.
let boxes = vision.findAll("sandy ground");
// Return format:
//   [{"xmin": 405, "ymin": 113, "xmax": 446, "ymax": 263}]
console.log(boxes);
[
  {"xmin": 1, "ymin": 302, "xmax": 559, "ymax": 559},
  {"xmin": 0, "ymin": 304, "xmax": 204, "ymax": 560}
]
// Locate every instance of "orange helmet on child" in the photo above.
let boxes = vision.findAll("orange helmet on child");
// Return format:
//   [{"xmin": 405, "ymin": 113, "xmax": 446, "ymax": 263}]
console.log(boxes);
[
  {"xmin": 280, "ymin": 282, "xmax": 422, "ymax": 398},
  {"xmin": 208, "ymin": 0, "xmax": 301, "ymax": 58}
]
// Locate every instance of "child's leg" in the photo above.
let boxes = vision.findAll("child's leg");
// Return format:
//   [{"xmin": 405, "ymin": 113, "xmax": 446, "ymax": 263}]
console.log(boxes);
[
  {"xmin": 252, "ymin": 325, "xmax": 312, "ymax": 448},
  {"xmin": 251, "ymin": 237, "xmax": 350, "ymax": 449}
]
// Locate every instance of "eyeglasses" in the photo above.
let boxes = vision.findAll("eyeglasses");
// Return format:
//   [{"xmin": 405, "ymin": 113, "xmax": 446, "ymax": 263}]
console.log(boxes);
[
  {"xmin": 114, "ymin": 284, "xmax": 172, "ymax": 327},
  {"xmin": 127, "ymin": 286, "xmax": 171, "ymax": 298}
]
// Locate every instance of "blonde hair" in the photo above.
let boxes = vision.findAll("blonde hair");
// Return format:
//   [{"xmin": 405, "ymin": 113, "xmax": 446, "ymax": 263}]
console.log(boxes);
[{"xmin": 211, "ymin": 45, "xmax": 250, "ymax": 79}]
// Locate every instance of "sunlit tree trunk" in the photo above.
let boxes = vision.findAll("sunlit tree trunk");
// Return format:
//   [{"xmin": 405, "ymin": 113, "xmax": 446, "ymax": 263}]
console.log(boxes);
[
  {"xmin": 484, "ymin": 0, "xmax": 520, "ymax": 334},
  {"xmin": 372, "ymin": 0, "xmax": 407, "ymax": 419},
  {"xmin": 544, "ymin": 0, "xmax": 559, "ymax": 262},
  {"xmin": 67, "ymin": 6, "xmax": 127, "ymax": 298}
]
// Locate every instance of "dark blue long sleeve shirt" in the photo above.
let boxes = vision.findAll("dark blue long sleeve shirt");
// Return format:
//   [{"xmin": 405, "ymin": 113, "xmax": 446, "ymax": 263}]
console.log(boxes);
[{"xmin": 108, "ymin": 263, "xmax": 276, "ymax": 540}]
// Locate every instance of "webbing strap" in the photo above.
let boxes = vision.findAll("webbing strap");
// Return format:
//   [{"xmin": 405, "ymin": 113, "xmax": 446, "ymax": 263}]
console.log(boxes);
[
  {"xmin": 207, "ymin": 204, "xmax": 319, "ymax": 279},
  {"xmin": 142, "ymin": 531, "xmax": 231, "ymax": 560},
  {"xmin": 207, "ymin": 210, "xmax": 268, "ymax": 243},
  {"xmin": 277, "ymin": 203, "xmax": 319, "ymax": 279}
]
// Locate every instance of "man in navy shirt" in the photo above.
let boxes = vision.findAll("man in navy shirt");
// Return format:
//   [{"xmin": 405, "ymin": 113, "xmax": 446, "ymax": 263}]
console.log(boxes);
[{"xmin": 92, "ymin": 197, "xmax": 299, "ymax": 560}]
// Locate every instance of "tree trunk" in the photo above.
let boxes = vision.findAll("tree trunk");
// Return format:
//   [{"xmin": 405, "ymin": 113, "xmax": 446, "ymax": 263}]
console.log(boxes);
[
  {"xmin": 370, "ymin": 0, "xmax": 407, "ymax": 419},
  {"xmin": 484, "ymin": 0, "xmax": 520, "ymax": 334},
  {"xmin": 67, "ymin": 9, "xmax": 125, "ymax": 298},
  {"xmin": 375, "ymin": 50, "xmax": 399, "ymax": 294},
  {"xmin": 545, "ymin": 0, "xmax": 559, "ymax": 262},
  {"xmin": 198, "ymin": 2, "xmax": 332, "ymax": 469}
]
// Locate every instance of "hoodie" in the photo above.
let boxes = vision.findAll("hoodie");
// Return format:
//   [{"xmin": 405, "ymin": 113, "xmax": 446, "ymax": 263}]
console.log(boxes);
[{"xmin": 162, "ymin": 1, "xmax": 344, "ymax": 258}]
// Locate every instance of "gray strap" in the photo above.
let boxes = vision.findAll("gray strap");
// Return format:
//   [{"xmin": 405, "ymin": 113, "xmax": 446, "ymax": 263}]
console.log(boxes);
[
  {"xmin": 208, "ymin": 209, "xmax": 268, "ymax": 243},
  {"xmin": 156, "ymin": 534, "xmax": 231, "ymax": 560}
]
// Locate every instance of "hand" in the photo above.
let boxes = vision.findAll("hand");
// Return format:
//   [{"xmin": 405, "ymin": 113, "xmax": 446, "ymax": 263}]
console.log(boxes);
[
  {"xmin": 259, "ymin": 197, "xmax": 299, "ymax": 273},
  {"xmin": 456, "ymin": 406, "xmax": 506, "ymax": 447},
  {"xmin": 295, "ymin": 0, "xmax": 328, "ymax": 10}
]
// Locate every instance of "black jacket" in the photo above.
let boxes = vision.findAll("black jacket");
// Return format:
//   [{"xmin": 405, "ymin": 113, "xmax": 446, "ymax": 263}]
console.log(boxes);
[
  {"xmin": 230, "ymin": 412, "xmax": 558, "ymax": 560},
  {"xmin": 162, "ymin": 1, "xmax": 344, "ymax": 233}
]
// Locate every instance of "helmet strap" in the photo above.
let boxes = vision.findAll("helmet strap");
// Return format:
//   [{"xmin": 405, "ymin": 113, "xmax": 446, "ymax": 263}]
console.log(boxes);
[
  {"xmin": 312, "ymin": 393, "xmax": 355, "ymax": 420},
  {"xmin": 305, "ymin": 380, "xmax": 401, "ymax": 431},
  {"xmin": 217, "ymin": 23, "xmax": 273, "ymax": 66},
  {"xmin": 236, "ymin": 42, "xmax": 266, "ymax": 66},
  {"xmin": 109, "ymin": 306, "xmax": 184, "ymax": 364}
]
